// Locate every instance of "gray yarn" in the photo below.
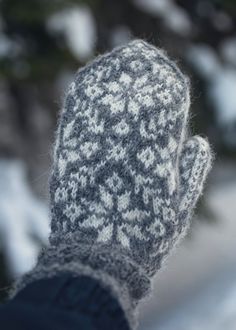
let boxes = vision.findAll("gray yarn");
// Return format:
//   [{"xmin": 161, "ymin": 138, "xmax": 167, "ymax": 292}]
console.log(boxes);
[
  {"xmin": 14, "ymin": 40, "xmax": 212, "ymax": 328},
  {"xmin": 13, "ymin": 245, "xmax": 138, "ymax": 328}
]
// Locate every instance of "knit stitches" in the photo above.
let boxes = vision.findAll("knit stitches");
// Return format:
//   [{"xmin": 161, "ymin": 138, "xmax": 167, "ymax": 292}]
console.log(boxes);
[{"xmin": 14, "ymin": 40, "xmax": 212, "ymax": 329}]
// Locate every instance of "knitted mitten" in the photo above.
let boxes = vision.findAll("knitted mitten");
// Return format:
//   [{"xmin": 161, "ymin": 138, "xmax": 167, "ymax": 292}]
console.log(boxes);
[{"xmin": 15, "ymin": 40, "xmax": 212, "ymax": 327}]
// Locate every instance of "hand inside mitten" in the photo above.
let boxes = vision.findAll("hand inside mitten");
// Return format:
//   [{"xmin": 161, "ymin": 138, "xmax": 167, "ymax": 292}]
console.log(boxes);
[{"xmin": 16, "ymin": 40, "xmax": 212, "ymax": 329}]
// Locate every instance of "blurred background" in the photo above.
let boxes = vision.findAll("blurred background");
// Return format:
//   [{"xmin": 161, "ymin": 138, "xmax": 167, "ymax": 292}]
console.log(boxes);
[{"xmin": 0, "ymin": 0, "xmax": 236, "ymax": 329}]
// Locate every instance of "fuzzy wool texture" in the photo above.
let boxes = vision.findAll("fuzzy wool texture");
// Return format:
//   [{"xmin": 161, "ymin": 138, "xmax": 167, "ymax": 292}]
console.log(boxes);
[{"xmin": 14, "ymin": 40, "xmax": 213, "ymax": 329}]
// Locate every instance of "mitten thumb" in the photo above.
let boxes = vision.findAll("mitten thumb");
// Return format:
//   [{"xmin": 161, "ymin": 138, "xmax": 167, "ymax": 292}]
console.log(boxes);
[{"xmin": 178, "ymin": 136, "xmax": 213, "ymax": 221}]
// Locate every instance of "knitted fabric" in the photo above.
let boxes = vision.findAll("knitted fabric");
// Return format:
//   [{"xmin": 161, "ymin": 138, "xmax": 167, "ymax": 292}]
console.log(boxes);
[{"xmin": 14, "ymin": 40, "xmax": 212, "ymax": 328}]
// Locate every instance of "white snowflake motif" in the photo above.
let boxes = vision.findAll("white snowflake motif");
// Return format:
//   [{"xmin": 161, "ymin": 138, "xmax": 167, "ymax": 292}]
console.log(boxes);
[
  {"xmin": 98, "ymin": 71, "xmax": 155, "ymax": 120},
  {"xmin": 79, "ymin": 171, "xmax": 132, "ymax": 248},
  {"xmin": 80, "ymin": 171, "xmax": 149, "ymax": 248}
]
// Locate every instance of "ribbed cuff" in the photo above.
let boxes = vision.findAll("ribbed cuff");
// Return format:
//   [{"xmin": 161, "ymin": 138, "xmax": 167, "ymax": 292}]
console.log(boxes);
[{"xmin": 11, "ymin": 237, "xmax": 151, "ymax": 329}]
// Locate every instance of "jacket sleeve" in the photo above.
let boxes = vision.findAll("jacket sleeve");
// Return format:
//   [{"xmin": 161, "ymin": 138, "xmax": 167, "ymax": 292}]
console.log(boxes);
[{"xmin": 0, "ymin": 274, "xmax": 130, "ymax": 330}]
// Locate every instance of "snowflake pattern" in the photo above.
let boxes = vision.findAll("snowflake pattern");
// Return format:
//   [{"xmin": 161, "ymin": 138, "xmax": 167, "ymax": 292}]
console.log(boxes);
[{"xmin": 50, "ymin": 40, "xmax": 212, "ymax": 274}]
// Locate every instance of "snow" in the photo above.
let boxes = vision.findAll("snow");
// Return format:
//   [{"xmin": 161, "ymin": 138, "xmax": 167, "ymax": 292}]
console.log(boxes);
[
  {"xmin": 0, "ymin": 159, "xmax": 50, "ymax": 277},
  {"xmin": 110, "ymin": 26, "xmax": 132, "ymax": 47},
  {"xmin": 187, "ymin": 44, "xmax": 220, "ymax": 79},
  {"xmin": 0, "ymin": 34, "xmax": 12, "ymax": 57},
  {"xmin": 187, "ymin": 44, "xmax": 236, "ymax": 131},
  {"xmin": 209, "ymin": 67, "xmax": 236, "ymax": 126},
  {"xmin": 0, "ymin": 33, "xmax": 22, "ymax": 58},
  {"xmin": 56, "ymin": 70, "xmax": 74, "ymax": 97},
  {"xmin": 0, "ymin": 16, "xmax": 22, "ymax": 58},
  {"xmin": 142, "ymin": 271, "xmax": 236, "ymax": 330},
  {"xmin": 134, "ymin": 0, "xmax": 170, "ymax": 15},
  {"xmin": 164, "ymin": 4, "xmax": 192, "ymax": 36},
  {"xmin": 221, "ymin": 37, "xmax": 236, "ymax": 67},
  {"xmin": 47, "ymin": 6, "xmax": 96, "ymax": 61},
  {"xmin": 133, "ymin": 0, "xmax": 192, "ymax": 36}
]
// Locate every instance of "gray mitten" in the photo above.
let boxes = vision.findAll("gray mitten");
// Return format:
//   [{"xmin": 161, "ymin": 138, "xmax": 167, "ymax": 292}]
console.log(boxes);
[{"xmin": 15, "ymin": 40, "xmax": 212, "ymax": 327}]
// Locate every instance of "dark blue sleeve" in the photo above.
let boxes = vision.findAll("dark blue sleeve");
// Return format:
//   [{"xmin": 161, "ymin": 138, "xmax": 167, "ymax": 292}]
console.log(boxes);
[{"xmin": 0, "ymin": 274, "xmax": 130, "ymax": 330}]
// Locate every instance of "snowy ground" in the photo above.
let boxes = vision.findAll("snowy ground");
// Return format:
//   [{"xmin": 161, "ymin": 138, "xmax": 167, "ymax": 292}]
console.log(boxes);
[
  {"xmin": 139, "ymin": 162, "xmax": 236, "ymax": 329},
  {"xmin": 0, "ymin": 159, "xmax": 49, "ymax": 277}
]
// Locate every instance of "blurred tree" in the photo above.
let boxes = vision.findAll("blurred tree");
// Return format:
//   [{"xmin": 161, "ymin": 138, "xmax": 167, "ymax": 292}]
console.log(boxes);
[
  {"xmin": 0, "ymin": 0, "xmax": 236, "ymax": 298},
  {"xmin": 1, "ymin": 0, "xmax": 236, "ymax": 165}
]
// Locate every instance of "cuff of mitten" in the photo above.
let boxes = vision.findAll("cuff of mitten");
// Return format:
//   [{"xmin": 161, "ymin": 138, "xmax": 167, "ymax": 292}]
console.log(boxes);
[{"xmin": 11, "ymin": 238, "xmax": 151, "ymax": 329}]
